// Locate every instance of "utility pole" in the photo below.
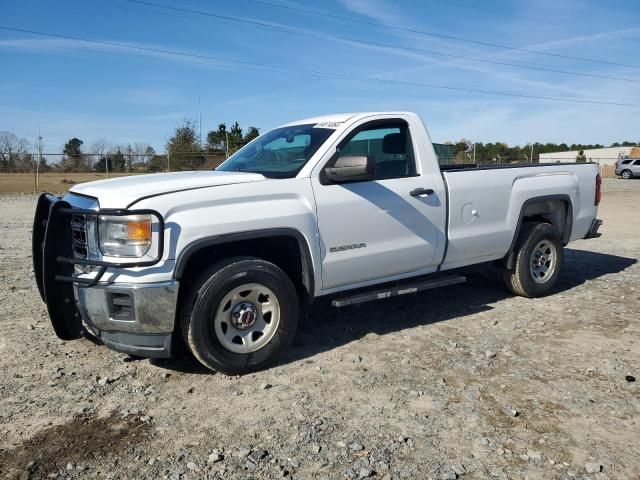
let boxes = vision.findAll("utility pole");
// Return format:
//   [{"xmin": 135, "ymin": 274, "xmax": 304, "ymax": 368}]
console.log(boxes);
[
  {"xmin": 465, "ymin": 141, "xmax": 476, "ymax": 164},
  {"xmin": 32, "ymin": 153, "xmax": 36, "ymax": 192},
  {"xmin": 37, "ymin": 128, "xmax": 42, "ymax": 191},
  {"xmin": 530, "ymin": 143, "xmax": 534, "ymax": 163},
  {"xmin": 34, "ymin": 128, "xmax": 42, "ymax": 192},
  {"xmin": 198, "ymin": 95, "xmax": 203, "ymax": 150}
]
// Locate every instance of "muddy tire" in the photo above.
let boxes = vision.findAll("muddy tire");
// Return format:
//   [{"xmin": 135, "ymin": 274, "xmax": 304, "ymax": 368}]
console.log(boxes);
[
  {"xmin": 502, "ymin": 222, "xmax": 564, "ymax": 298},
  {"xmin": 180, "ymin": 257, "xmax": 299, "ymax": 375}
]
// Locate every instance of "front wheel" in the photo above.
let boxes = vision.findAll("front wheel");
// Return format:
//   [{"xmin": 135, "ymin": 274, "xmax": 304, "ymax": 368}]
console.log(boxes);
[
  {"xmin": 180, "ymin": 257, "xmax": 299, "ymax": 375},
  {"xmin": 621, "ymin": 170, "xmax": 632, "ymax": 179},
  {"xmin": 502, "ymin": 222, "xmax": 564, "ymax": 298}
]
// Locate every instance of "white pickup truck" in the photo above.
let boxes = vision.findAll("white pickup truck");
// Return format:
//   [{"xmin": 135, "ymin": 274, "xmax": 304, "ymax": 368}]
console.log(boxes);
[{"xmin": 33, "ymin": 112, "xmax": 602, "ymax": 374}]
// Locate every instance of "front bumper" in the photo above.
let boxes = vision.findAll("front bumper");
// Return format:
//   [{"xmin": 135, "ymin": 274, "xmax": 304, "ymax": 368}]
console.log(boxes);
[
  {"xmin": 33, "ymin": 193, "xmax": 176, "ymax": 358},
  {"xmin": 76, "ymin": 280, "xmax": 179, "ymax": 358}
]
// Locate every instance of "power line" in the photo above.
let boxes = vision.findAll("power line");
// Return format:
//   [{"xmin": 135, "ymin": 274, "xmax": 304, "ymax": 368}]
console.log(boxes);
[
  {"xmin": 426, "ymin": 0, "xmax": 538, "ymax": 21},
  {"xmin": 1, "ymin": 25, "xmax": 639, "ymax": 108},
  {"xmin": 428, "ymin": 0, "xmax": 510, "ymax": 16},
  {"xmin": 127, "ymin": 0, "xmax": 640, "ymax": 84},
  {"xmin": 240, "ymin": 0, "xmax": 640, "ymax": 70}
]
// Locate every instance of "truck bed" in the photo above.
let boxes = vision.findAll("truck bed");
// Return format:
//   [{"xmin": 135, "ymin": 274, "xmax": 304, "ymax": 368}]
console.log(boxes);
[{"xmin": 439, "ymin": 161, "xmax": 599, "ymax": 271}]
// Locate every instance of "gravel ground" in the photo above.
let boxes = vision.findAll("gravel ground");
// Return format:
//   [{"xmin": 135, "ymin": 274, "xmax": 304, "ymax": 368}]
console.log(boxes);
[{"xmin": 1, "ymin": 179, "xmax": 638, "ymax": 480}]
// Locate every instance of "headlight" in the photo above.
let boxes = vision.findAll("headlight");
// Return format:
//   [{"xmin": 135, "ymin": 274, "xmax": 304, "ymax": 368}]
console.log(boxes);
[{"xmin": 98, "ymin": 214, "xmax": 152, "ymax": 257}]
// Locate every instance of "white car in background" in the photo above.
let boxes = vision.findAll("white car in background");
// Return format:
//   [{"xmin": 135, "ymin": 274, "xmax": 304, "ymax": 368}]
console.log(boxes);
[{"xmin": 615, "ymin": 157, "xmax": 640, "ymax": 179}]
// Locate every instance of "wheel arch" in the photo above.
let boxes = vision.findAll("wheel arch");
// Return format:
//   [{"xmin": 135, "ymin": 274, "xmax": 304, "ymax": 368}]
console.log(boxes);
[
  {"xmin": 503, "ymin": 194, "xmax": 573, "ymax": 270},
  {"xmin": 174, "ymin": 228, "xmax": 316, "ymax": 303}
]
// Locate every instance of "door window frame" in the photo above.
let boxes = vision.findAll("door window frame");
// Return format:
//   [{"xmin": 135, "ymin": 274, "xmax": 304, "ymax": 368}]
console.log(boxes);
[{"xmin": 319, "ymin": 119, "xmax": 419, "ymax": 185}]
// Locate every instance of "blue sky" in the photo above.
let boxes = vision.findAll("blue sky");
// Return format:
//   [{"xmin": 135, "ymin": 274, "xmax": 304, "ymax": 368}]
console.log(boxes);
[{"xmin": 1, "ymin": 0, "xmax": 639, "ymax": 153}]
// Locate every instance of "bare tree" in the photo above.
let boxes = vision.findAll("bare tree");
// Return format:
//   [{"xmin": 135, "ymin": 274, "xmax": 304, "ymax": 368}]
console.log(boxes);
[
  {"xmin": 0, "ymin": 131, "xmax": 30, "ymax": 172},
  {"xmin": 133, "ymin": 142, "xmax": 155, "ymax": 171},
  {"xmin": 124, "ymin": 144, "xmax": 134, "ymax": 172},
  {"xmin": 89, "ymin": 138, "xmax": 112, "ymax": 171}
]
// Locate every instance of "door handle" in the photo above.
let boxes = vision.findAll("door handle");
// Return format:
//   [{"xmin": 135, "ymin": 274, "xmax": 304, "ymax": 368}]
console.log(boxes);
[{"xmin": 410, "ymin": 188, "xmax": 434, "ymax": 197}]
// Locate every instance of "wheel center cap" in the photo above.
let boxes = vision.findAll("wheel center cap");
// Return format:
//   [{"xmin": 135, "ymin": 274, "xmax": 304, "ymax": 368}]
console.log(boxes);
[{"xmin": 231, "ymin": 302, "xmax": 258, "ymax": 329}]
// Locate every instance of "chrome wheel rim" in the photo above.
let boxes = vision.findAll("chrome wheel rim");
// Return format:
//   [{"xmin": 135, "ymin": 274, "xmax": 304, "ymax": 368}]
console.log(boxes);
[
  {"xmin": 530, "ymin": 240, "xmax": 557, "ymax": 284},
  {"xmin": 214, "ymin": 283, "xmax": 280, "ymax": 354},
  {"xmin": 622, "ymin": 171, "xmax": 631, "ymax": 179}
]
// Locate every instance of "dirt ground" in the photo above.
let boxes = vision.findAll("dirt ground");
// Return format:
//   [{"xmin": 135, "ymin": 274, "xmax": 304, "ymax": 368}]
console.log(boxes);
[
  {"xmin": 0, "ymin": 179, "xmax": 638, "ymax": 480},
  {"xmin": 0, "ymin": 173, "xmax": 136, "ymax": 194}
]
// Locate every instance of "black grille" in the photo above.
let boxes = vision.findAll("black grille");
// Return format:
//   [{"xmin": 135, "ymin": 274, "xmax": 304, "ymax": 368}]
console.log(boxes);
[{"xmin": 71, "ymin": 214, "xmax": 88, "ymax": 259}]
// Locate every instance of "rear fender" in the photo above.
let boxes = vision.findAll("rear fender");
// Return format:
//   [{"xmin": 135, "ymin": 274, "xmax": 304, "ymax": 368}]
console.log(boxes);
[{"xmin": 503, "ymin": 194, "xmax": 572, "ymax": 270}]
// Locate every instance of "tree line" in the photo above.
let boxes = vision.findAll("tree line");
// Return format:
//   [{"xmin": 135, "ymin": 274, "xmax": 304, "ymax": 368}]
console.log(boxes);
[
  {"xmin": 54, "ymin": 120, "xmax": 261, "ymax": 173},
  {"xmin": 0, "ymin": 122, "xmax": 638, "ymax": 173},
  {"xmin": 0, "ymin": 119, "xmax": 261, "ymax": 173},
  {"xmin": 158, "ymin": 120, "xmax": 260, "ymax": 172},
  {"xmin": 443, "ymin": 139, "xmax": 639, "ymax": 164}
]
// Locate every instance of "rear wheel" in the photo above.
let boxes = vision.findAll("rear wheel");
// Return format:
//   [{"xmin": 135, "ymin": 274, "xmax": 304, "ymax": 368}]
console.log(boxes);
[
  {"xmin": 621, "ymin": 169, "xmax": 632, "ymax": 179},
  {"xmin": 180, "ymin": 257, "xmax": 299, "ymax": 375},
  {"xmin": 502, "ymin": 222, "xmax": 564, "ymax": 298}
]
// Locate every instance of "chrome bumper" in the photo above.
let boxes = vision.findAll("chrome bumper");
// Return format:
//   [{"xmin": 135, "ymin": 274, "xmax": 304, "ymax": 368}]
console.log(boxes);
[
  {"xmin": 32, "ymin": 193, "xmax": 167, "ymax": 341},
  {"xmin": 75, "ymin": 280, "xmax": 179, "ymax": 358}
]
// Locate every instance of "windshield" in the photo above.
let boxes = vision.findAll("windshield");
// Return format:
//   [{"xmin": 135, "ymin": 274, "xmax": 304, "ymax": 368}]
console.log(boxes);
[{"xmin": 216, "ymin": 124, "xmax": 335, "ymax": 178}]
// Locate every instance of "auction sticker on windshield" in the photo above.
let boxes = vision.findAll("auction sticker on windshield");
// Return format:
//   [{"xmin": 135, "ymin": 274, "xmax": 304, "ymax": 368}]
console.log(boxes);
[{"xmin": 314, "ymin": 121, "xmax": 343, "ymax": 129}]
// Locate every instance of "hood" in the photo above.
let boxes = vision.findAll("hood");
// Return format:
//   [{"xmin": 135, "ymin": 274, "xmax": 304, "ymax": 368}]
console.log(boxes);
[{"xmin": 69, "ymin": 170, "xmax": 266, "ymax": 208}]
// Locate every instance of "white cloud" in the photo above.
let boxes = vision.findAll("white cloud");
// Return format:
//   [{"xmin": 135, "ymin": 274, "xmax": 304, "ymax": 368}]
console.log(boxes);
[
  {"xmin": 523, "ymin": 27, "xmax": 640, "ymax": 53},
  {"xmin": 338, "ymin": 0, "xmax": 407, "ymax": 25},
  {"xmin": 0, "ymin": 37, "xmax": 246, "ymax": 71}
]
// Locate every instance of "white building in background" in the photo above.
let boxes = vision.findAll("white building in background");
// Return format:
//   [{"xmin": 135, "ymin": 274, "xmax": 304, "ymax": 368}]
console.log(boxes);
[{"xmin": 539, "ymin": 146, "xmax": 638, "ymax": 166}]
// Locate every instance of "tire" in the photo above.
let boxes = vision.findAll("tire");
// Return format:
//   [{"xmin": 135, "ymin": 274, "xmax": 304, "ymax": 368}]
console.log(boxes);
[
  {"xmin": 621, "ymin": 170, "xmax": 632, "ymax": 179},
  {"xmin": 180, "ymin": 256, "xmax": 299, "ymax": 375},
  {"xmin": 502, "ymin": 222, "xmax": 564, "ymax": 298}
]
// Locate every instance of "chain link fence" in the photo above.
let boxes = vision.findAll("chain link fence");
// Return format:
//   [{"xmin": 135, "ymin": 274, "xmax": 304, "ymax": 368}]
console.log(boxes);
[
  {"xmin": 0, "ymin": 152, "xmax": 227, "ymax": 193},
  {"xmin": 0, "ymin": 149, "xmax": 617, "ymax": 194}
]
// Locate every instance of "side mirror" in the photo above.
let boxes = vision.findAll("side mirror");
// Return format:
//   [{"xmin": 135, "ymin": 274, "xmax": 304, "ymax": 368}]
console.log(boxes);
[{"xmin": 325, "ymin": 155, "xmax": 375, "ymax": 183}]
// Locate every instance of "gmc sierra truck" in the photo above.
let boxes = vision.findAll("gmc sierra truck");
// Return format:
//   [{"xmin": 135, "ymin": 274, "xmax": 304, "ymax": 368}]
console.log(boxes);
[{"xmin": 32, "ymin": 112, "xmax": 602, "ymax": 374}]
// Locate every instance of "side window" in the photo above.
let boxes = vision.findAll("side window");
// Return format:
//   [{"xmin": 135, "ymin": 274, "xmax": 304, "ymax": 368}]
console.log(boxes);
[
  {"xmin": 633, "ymin": 160, "xmax": 640, "ymax": 165},
  {"xmin": 339, "ymin": 124, "xmax": 416, "ymax": 180},
  {"xmin": 622, "ymin": 159, "xmax": 632, "ymax": 164}
]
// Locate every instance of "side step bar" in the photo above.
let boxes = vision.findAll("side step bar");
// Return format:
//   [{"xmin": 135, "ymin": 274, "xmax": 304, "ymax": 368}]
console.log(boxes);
[{"xmin": 331, "ymin": 275, "xmax": 466, "ymax": 308}]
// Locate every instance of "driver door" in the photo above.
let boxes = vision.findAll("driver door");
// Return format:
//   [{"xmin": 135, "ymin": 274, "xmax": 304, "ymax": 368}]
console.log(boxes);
[{"xmin": 311, "ymin": 119, "xmax": 442, "ymax": 291}]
